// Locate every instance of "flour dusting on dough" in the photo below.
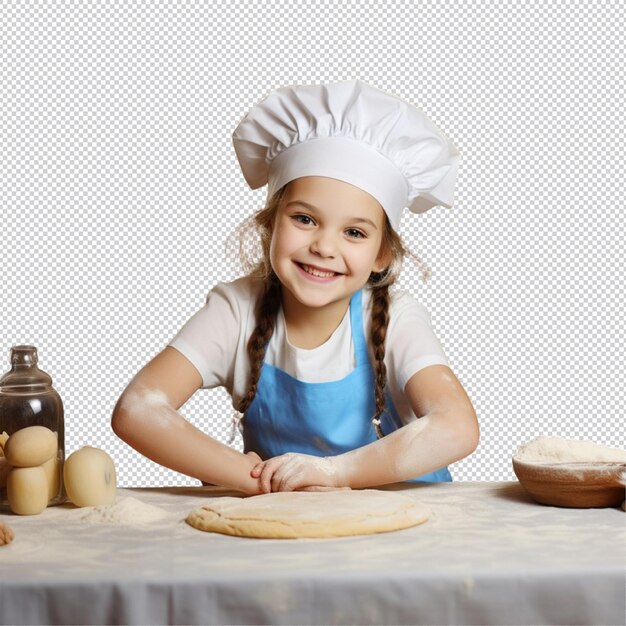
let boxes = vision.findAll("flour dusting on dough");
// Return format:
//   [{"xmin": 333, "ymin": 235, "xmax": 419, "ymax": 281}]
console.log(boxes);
[{"xmin": 186, "ymin": 489, "xmax": 431, "ymax": 538}]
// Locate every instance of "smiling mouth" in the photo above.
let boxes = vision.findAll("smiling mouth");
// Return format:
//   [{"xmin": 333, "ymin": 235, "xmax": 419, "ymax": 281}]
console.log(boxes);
[{"xmin": 297, "ymin": 262, "xmax": 341, "ymax": 278}]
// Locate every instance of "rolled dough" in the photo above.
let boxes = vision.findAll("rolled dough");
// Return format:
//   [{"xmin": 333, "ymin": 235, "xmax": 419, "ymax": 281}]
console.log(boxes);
[{"xmin": 186, "ymin": 489, "xmax": 430, "ymax": 539}]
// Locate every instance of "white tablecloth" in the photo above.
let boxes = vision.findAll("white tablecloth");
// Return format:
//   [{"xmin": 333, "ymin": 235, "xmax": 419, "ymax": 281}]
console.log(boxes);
[{"xmin": 0, "ymin": 481, "xmax": 624, "ymax": 625}]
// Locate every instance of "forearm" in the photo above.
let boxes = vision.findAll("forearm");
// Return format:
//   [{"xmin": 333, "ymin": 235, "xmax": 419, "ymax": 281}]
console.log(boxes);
[
  {"xmin": 250, "ymin": 411, "xmax": 478, "ymax": 493},
  {"xmin": 333, "ymin": 412, "xmax": 478, "ymax": 489},
  {"xmin": 111, "ymin": 387, "xmax": 262, "ymax": 495}
]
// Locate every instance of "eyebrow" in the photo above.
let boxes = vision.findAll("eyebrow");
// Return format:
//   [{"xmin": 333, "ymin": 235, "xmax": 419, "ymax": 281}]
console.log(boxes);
[{"xmin": 285, "ymin": 201, "xmax": 379, "ymax": 229}]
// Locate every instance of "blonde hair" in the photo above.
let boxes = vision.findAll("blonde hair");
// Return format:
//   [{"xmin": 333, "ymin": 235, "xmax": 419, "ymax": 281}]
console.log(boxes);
[{"xmin": 226, "ymin": 183, "xmax": 431, "ymax": 437}]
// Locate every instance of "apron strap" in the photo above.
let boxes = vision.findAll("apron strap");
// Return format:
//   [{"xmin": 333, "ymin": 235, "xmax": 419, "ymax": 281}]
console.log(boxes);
[{"xmin": 349, "ymin": 289, "xmax": 370, "ymax": 371}]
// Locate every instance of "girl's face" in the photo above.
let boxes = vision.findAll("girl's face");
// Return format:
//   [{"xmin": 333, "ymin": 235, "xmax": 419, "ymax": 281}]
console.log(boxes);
[{"xmin": 269, "ymin": 176, "xmax": 389, "ymax": 317}]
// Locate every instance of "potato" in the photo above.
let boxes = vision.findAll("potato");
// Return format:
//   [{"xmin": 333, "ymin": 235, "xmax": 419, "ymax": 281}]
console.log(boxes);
[
  {"xmin": 63, "ymin": 446, "xmax": 116, "ymax": 507},
  {"xmin": 4, "ymin": 426, "xmax": 57, "ymax": 468},
  {"xmin": 7, "ymin": 466, "xmax": 48, "ymax": 515}
]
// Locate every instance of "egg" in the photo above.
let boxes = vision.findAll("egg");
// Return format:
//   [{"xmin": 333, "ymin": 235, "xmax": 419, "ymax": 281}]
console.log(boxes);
[
  {"xmin": 7, "ymin": 466, "xmax": 49, "ymax": 515},
  {"xmin": 41, "ymin": 454, "xmax": 61, "ymax": 501},
  {"xmin": 63, "ymin": 446, "xmax": 116, "ymax": 507},
  {"xmin": 4, "ymin": 426, "xmax": 57, "ymax": 468}
]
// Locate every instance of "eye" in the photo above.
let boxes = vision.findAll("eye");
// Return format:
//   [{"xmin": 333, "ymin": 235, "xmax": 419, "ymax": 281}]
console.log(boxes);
[
  {"xmin": 346, "ymin": 228, "xmax": 366, "ymax": 239},
  {"xmin": 292, "ymin": 214, "xmax": 315, "ymax": 226}
]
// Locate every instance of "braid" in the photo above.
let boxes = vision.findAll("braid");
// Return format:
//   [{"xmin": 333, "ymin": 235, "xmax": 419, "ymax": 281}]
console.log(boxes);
[
  {"xmin": 369, "ymin": 283, "xmax": 391, "ymax": 438},
  {"xmin": 237, "ymin": 276, "xmax": 282, "ymax": 415}
]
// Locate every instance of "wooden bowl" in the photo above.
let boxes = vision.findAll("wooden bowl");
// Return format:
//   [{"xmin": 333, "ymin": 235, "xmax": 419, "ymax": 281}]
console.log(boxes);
[{"xmin": 512, "ymin": 459, "xmax": 626, "ymax": 508}]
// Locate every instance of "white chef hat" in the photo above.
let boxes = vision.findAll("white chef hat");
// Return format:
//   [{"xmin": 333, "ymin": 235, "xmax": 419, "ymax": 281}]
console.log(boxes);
[{"xmin": 232, "ymin": 79, "xmax": 460, "ymax": 230}]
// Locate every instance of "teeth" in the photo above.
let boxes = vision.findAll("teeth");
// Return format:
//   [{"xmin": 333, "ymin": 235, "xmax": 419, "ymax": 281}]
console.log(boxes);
[{"xmin": 301, "ymin": 263, "xmax": 336, "ymax": 278}]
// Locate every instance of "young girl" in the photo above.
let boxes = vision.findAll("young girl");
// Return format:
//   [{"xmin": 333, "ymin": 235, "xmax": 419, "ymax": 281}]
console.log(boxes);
[{"xmin": 111, "ymin": 80, "xmax": 479, "ymax": 495}]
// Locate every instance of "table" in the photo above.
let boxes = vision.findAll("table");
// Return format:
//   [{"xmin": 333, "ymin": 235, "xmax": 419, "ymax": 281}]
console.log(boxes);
[{"xmin": 0, "ymin": 481, "xmax": 624, "ymax": 625}]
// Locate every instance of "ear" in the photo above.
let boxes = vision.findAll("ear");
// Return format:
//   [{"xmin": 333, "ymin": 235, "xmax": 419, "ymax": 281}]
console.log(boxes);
[{"xmin": 373, "ymin": 245, "xmax": 392, "ymax": 273}]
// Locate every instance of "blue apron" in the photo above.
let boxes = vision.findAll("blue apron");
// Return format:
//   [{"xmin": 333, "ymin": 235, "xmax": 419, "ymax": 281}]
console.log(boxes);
[{"xmin": 243, "ymin": 288, "xmax": 452, "ymax": 483}]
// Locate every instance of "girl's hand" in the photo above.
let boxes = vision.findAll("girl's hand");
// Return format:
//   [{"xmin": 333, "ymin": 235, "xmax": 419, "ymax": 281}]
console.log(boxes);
[{"xmin": 250, "ymin": 452, "xmax": 347, "ymax": 493}]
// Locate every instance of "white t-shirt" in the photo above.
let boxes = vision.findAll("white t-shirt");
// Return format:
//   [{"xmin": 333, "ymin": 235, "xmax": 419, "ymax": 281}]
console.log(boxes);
[{"xmin": 169, "ymin": 275, "xmax": 449, "ymax": 426}]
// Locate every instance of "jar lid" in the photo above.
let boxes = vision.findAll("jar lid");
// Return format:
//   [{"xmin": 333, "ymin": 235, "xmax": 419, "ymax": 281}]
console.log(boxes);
[{"xmin": 0, "ymin": 345, "xmax": 53, "ymax": 388}]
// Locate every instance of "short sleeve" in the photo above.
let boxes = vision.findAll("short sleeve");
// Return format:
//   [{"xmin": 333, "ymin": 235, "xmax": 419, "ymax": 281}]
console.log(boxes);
[
  {"xmin": 168, "ymin": 282, "xmax": 242, "ymax": 390},
  {"xmin": 386, "ymin": 290, "xmax": 450, "ymax": 391}
]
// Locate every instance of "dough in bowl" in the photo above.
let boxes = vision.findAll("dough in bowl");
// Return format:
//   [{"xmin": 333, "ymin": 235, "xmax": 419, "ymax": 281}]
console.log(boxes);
[{"xmin": 186, "ymin": 489, "xmax": 430, "ymax": 539}]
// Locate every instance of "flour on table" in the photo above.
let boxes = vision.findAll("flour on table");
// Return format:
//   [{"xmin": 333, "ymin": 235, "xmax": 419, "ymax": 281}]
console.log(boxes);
[
  {"xmin": 80, "ymin": 497, "xmax": 169, "ymax": 525},
  {"xmin": 514, "ymin": 436, "xmax": 626, "ymax": 464}
]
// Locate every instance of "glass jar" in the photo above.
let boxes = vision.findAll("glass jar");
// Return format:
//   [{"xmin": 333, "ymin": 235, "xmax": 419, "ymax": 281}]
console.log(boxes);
[{"xmin": 0, "ymin": 345, "xmax": 66, "ymax": 510}]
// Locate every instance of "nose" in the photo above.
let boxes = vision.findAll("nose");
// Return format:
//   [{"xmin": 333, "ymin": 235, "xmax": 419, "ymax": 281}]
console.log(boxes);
[{"xmin": 309, "ymin": 228, "xmax": 337, "ymax": 258}]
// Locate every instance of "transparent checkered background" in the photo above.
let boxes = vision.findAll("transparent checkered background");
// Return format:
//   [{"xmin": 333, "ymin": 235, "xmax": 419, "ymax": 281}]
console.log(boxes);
[{"xmin": 1, "ymin": 2, "xmax": 624, "ymax": 486}]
